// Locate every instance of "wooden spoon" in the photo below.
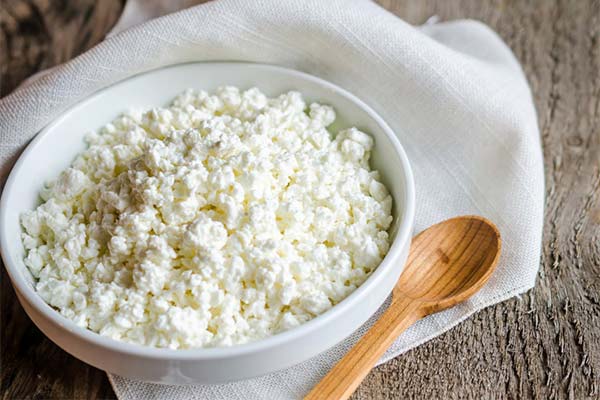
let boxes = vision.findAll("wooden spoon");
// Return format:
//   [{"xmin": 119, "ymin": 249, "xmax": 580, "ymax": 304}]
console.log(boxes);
[{"xmin": 305, "ymin": 215, "xmax": 501, "ymax": 400}]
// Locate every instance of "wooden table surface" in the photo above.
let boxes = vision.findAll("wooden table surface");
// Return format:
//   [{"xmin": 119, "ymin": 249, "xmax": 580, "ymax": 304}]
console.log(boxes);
[{"xmin": 1, "ymin": 0, "xmax": 599, "ymax": 399}]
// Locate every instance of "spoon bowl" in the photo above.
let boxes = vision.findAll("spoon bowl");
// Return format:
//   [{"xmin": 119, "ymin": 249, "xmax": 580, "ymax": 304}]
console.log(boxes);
[{"xmin": 395, "ymin": 216, "xmax": 501, "ymax": 314}]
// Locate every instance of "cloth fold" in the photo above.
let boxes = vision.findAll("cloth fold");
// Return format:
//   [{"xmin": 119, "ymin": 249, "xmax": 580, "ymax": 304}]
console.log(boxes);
[{"xmin": 0, "ymin": 0, "xmax": 544, "ymax": 399}]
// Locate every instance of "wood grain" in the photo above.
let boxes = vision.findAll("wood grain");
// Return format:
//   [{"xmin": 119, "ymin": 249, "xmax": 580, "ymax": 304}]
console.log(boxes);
[
  {"xmin": 306, "ymin": 217, "xmax": 501, "ymax": 400},
  {"xmin": 0, "ymin": 0, "xmax": 125, "ymax": 96},
  {"xmin": 1, "ymin": 0, "xmax": 599, "ymax": 399}
]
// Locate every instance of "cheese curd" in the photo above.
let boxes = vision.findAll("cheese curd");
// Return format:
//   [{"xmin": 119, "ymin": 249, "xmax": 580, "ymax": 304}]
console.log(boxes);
[{"xmin": 21, "ymin": 87, "xmax": 393, "ymax": 349}]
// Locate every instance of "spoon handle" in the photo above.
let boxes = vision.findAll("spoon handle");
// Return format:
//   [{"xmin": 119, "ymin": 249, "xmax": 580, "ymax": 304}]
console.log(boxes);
[{"xmin": 304, "ymin": 297, "xmax": 421, "ymax": 400}]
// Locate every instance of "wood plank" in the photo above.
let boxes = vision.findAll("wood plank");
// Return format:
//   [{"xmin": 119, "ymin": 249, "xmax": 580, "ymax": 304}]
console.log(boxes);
[{"xmin": 1, "ymin": 0, "xmax": 599, "ymax": 399}]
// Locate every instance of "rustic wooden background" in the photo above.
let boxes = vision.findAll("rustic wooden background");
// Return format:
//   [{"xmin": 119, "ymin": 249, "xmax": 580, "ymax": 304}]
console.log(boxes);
[{"xmin": 1, "ymin": 0, "xmax": 599, "ymax": 399}]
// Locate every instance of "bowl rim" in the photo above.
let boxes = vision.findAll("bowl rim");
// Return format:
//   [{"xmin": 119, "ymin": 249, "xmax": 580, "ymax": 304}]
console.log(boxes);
[{"xmin": 0, "ymin": 62, "xmax": 415, "ymax": 360}]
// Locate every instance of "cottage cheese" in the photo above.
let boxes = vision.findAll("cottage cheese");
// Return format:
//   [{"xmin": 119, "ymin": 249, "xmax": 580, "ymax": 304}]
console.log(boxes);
[{"xmin": 21, "ymin": 87, "xmax": 393, "ymax": 349}]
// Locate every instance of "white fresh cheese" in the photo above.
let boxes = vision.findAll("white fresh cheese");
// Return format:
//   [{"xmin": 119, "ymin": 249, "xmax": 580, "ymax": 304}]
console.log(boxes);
[{"xmin": 21, "ymin": 87, "xmax": 393, "ymax": 349}]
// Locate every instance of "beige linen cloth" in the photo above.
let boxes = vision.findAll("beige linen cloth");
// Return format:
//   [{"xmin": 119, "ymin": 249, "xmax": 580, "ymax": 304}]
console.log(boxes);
[{"xmin": 0, "ymin": 0, "xmax": 544, "ymax": 399}]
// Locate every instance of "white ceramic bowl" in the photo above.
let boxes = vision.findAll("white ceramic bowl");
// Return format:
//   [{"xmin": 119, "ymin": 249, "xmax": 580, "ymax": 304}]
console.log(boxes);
[{"xmin": 0, "ymin": 62, "xmax": 415, "ymax": 384}]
